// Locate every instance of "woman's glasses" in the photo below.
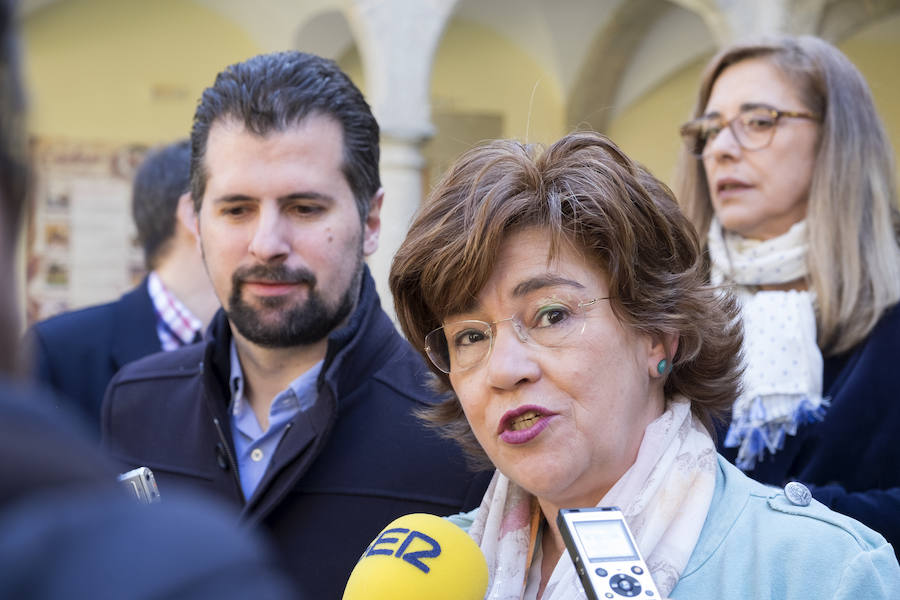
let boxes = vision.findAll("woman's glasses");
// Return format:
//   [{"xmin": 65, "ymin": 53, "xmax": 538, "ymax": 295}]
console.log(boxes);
[
  {"xmin": 680, "ymin": 105, "xmax": 820, "ymax": 158},
  {"xmin": 424, "ymin": 296, "xmax": 608, "ymax": 374}
]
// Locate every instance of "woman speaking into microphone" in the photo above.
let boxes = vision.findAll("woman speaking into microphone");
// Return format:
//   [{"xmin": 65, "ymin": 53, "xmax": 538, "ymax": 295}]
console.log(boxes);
[{"xmin": 388, "ymin": 131, "xmax": 899, "ymax": 599}]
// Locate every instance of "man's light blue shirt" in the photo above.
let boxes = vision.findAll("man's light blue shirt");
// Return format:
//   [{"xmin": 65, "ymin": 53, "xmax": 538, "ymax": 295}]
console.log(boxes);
[{"xmin": 229, "ymin": 341, "xmax": 322, "ymax": 501}]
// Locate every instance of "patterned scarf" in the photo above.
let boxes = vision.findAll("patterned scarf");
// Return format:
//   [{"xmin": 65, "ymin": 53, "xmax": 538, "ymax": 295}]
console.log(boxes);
[
  {"xmin": 468, "ymin": 398, "xmax": 716, "ymax": 600},
  {"xmin": 707, "ymin": 218, "xmax": 827, "ymax": 470}
]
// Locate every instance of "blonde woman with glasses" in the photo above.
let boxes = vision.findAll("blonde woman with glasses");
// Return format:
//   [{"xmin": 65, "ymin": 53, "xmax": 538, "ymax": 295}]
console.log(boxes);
[{"xmin": 676, "ymin": 35, "xmax": 900, "ymax": 554}]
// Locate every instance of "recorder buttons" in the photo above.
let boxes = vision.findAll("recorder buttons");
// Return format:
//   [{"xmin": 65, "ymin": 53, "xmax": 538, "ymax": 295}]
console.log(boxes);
[
  {"xmin": 631, "ymin": 566, "xmax": 644, "ymax": 575},
  {"xmin": 595, "ymin": 568, "xmax": 608, "ymax": 577},
  {"xmin": 609, "ymin": 573, "xmax": 641, "ymax": 597}
]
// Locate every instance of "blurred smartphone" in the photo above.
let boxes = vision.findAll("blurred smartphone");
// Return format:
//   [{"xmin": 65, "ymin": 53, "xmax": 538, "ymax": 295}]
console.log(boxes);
[
  {"xmin": 117, "ymin": 467, "xmax": 161, "ymax": 504},
  {"xmin": 558, "ymin": 506, "xmax": 660, "ymax": 599}
]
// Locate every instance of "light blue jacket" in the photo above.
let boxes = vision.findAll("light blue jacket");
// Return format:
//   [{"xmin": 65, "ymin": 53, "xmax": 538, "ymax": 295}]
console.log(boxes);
[
  {"xmin": 671, "ymin": 456, "xmax": 899, "ymax": 598},
  {"xmin": 451, "ymin": 455, "xmax": 900, "ymax": 598}
]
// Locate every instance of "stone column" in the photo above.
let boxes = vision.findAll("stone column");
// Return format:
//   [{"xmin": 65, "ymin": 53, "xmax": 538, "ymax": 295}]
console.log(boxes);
[
  {"xmin": 375, "ymin": 134, "xmax": 427, "ymax": 319},
  {"xmin": 346, "ymin": 0, "xmax": 457, "ymax": 320}
]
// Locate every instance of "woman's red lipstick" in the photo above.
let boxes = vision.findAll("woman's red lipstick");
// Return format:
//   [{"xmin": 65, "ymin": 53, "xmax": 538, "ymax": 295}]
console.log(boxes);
[{"xmin": 498, "ymin": 405, "xmax": 556, "ymax": 445}]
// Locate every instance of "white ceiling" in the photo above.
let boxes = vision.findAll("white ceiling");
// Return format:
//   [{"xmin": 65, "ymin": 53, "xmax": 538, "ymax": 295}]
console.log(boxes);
[{"xmin": 453, "ymin": 0, "xmax": 626, "ymax": 95}]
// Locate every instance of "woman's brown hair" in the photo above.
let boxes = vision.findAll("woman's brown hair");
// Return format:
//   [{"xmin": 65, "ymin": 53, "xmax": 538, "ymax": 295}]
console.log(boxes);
[
  {"xmin": 675, "ymin": 35, "xmax": 900, "ymax": 356},
  {"xmin": 391, "ymin": 131, "xmax": 742, "ymax": 466}
]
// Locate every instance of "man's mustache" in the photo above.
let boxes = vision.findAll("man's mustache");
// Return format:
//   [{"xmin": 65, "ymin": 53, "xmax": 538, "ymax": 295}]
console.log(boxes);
[{"xmin": 232, "ymin": 264, "xmax": 316, "ymax": 288}]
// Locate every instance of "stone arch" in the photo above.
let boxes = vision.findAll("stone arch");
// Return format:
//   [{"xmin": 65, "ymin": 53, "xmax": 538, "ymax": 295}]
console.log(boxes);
[
  {"xmin": 293, "ymin": 9, "xmax": 357, "ymax": 62},
  {"xmin": 566, "ymin": 0, "xmax": 715, "ymax": 133},
  {"xmin": 819, "ymin": 0, "xmax": 900, "ymax": 41},
  {"xmin": 666, "ymin": 0, "xmax": 828, "ymax": 42}
]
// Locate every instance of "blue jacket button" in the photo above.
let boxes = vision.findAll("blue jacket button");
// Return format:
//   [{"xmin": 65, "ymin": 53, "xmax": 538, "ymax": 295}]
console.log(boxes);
[{"xmin": 784, "ymin": 481, "xmax": 812, "ymax": 506}]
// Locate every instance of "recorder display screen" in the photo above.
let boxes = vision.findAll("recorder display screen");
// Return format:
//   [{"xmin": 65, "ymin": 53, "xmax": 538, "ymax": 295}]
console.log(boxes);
[{"xmin": 573, "ymin": 519, "xmax": 638, "ymax": 562}]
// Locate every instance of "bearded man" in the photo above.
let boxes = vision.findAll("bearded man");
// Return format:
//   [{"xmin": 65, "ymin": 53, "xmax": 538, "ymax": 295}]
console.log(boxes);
[{"xmin": 101, "ymin": 51, "xmax": 490, "ymax": 599}]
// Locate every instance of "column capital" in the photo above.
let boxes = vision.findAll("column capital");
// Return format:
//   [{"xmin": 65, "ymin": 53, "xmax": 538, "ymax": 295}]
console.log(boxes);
[
  {"xmin": 670, "ymin": 0, "xmax": 827, "ymax": 45},
  {"xmin": 346, "ymin": 0, "xmax": 456, "ymax": 141}
]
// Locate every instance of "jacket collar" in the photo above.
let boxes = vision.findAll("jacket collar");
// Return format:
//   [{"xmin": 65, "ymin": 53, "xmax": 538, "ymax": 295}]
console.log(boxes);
[
  {"xmin": 680, "ymin": 456, "xmax": 776, "ymax": 578},
  {"xmin": 319, "ymin": 265, "xmax": 400, "ymax": 403}
]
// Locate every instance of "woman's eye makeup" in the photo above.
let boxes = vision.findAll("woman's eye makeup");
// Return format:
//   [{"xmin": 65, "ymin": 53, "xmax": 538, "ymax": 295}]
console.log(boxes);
[{"xmin": 533, "ymin": 303, "xmax": 572, "ymax": 327}]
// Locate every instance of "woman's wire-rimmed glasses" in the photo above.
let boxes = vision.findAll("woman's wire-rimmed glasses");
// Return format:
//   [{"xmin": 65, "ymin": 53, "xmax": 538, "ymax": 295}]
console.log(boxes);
[
  {"xmin": 679, "ymin": 104, "xmax": 820, "ymax": 158},
  {"xmin": 424, "ymin": 296, "xmax": 609, "ymax": 374}
]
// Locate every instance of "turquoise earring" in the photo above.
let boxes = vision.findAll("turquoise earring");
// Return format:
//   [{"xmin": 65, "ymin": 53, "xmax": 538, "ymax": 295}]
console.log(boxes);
[{"xmin": 657, "ymin": 359, "xmax": 667, "ymax": 375}]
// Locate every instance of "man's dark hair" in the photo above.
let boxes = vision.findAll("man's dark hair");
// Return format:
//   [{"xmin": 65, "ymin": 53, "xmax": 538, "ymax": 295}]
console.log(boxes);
[
  {"xmin": 132, "ymin": 139, "xmax": 190, "ymax": 270},
  {"xmin": 189, "ymin": 51, "xmax": 380, "ymax": 221}
]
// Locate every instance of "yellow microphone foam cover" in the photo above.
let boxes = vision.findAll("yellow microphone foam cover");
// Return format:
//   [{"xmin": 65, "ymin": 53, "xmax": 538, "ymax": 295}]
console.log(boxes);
[{"xmin": 342, "ymin": 513, "xmax": 488, "ymax": 600}]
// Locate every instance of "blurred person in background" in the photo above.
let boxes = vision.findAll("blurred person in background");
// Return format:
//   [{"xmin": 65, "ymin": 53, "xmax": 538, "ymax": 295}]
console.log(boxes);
[
  {"xmin": 0, "ymin": 1, "xmax": 295, "ymax": 597},
  {"xmin": 0, "ymin": 2, "xmax": 25, "ymax": 364},
  {"xmin": 23, "ymin": 138, "xmax": 218, "ymax": 433},
  {"xmin": 676, "ymin": 35, "xmax": 900, "ymax": 551}
]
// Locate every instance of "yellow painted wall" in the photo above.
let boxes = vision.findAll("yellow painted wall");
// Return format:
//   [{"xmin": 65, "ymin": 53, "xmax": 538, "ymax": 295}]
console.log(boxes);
[
  {"xmin": 338, "ymin": 19, "xmax": 565, "ymax": 185},
  {"xmin": 23, "ymin": 0, "xmax": 262, "ymax": 144},
  {"xmin": 336, "ymin": 45, "xmax": 365, "ymax": 94},
  {"xmin": 430, "ymin": 19, "xmax": 565, "ymax": 146},
  {"xmin": 339, "ymin": 18, "xmax": 567, "ymax": 147},
  {"xmin": 839, "ymin": 23, "xmax": 900, "ymax": 178},
  {"xmin": 606, "ymin": 58, "xmax": 707, "ymax": 187}
]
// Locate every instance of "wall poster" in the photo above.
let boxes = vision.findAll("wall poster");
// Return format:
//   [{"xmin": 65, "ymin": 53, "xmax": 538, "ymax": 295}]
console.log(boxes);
[{"xmin": 25, "ymin": 137, "xmax": 148, "ymax": 325}]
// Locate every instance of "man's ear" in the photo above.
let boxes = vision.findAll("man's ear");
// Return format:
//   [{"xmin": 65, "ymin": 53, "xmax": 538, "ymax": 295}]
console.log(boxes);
[
  {"xmin": 176, "ymin": 192, "xmax": 200, "ymax": 243},
  {"xmin": 362, "ymin": 188, "xmax": 384, "ymax": 257}
]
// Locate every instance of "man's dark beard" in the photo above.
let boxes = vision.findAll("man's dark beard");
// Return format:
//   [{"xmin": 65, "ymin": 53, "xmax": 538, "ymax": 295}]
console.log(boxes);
[{"xmin": 226, "ymin": 262, "xmax": 361, "ymax": 348}]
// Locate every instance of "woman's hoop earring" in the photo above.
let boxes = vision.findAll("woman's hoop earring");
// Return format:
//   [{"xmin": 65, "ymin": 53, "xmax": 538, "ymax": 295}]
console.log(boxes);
[{"xmin": 657, "ymin": 359, "xmax": 667, "ymax": 375}]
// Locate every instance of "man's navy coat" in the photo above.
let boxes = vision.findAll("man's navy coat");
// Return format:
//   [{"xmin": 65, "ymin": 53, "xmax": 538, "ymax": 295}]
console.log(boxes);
[
  {"xmin": 102, "ymin": 269, "xmax": 491, "ymax": 599},
  {"xmin": 24, "ymin": 277, "xmax": 161, "ymax": 431}
]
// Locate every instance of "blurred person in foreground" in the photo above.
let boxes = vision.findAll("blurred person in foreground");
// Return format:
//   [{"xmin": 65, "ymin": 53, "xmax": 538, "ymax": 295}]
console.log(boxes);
[
  {"xmin": 676, "ymin": 35, "xmax": 900, "ymax": 550},
  {"xmin": 0, "ymin": 1, "xmax": 294, "ymax": 598},
  {"xmin": 389, "ymin": 131, "xmax": 900, "ymax": 599},
  {"xmin": 102, "ymin": 50, "xmax": 490, "ymax": 598},
  {"xmin": 23, "ymin": 138, "xmax": 218, "ymax": 432}
]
